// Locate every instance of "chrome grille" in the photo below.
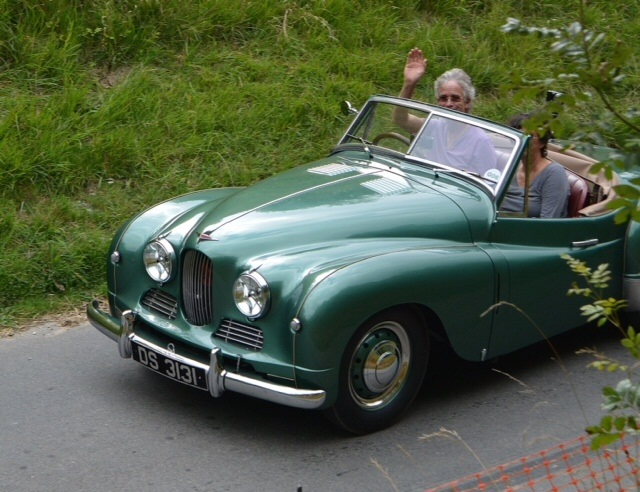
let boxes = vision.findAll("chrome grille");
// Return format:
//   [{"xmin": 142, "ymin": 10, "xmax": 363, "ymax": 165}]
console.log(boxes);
[
  {"xmin": 215, "ymin": 319, "xmax": 264, "ymax": 351},
  {"xmin": 182, "ymin": 250, "xmax": 213, "ymax": 326},
  {"xmin": 141, "ymin": 289, "xmax": 178, "ymax": 319}
]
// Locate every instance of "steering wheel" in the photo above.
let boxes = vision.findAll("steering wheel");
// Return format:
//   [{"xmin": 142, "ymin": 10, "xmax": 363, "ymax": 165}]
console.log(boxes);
[{"xmin": 372, "ymin": 132, "xmax": 411, "ymax": 146}]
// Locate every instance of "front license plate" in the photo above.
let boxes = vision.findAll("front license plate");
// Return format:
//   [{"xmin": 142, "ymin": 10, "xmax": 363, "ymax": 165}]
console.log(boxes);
[{"xmin": 131, "ymin": 340, "xmax": 208, "ymax": 391}]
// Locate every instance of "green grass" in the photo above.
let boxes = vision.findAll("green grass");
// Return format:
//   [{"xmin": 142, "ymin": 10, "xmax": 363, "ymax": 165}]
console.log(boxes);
[{"xmin": 0, "ymin": 0, "xmax": 638, "ymax": 328}]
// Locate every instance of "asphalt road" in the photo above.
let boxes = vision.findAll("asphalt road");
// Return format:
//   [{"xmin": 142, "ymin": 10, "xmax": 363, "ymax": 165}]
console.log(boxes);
[{"xmin": 0, "ymin": 318, "xmax": 627, "ymax": 492}]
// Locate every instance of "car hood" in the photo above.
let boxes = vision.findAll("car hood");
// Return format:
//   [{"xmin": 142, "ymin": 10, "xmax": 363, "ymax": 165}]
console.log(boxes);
[{"xmin": 166, "ymin": 155, "xmax": 486, "ymax": 258}]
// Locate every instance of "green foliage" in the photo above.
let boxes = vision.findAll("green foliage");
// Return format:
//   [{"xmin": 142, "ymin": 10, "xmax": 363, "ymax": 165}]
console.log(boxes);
[
  {"xmin": 503, "ymin": 4, "xmax": 640, "ymax": 451},
  {"xmin": 586, "ymin": 413, "xmax": 639, "ymax": 450},
  {"xmin": 0, "ymin": 0, "xmax": 639, "ymax": 327},
  {"xmin": 501, "ymin": 10, "xmax": 640, "ymax": 224},
  {"xmin": 563, "ymin": 254, "xmax": 640, "ymax": 450},
  {"xmin": 564, "ymin": 255, "xmax": 628, "ymax": 328}
]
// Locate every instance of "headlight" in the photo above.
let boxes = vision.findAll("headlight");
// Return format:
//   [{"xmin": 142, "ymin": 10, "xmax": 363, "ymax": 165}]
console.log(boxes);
[
  {"xmin": 233, "ymin": 271, "xmax": 270, "ymax": 319},
  {"xmin": 143, "ymin": 238, "xmax": 176, "ymax": 283}
]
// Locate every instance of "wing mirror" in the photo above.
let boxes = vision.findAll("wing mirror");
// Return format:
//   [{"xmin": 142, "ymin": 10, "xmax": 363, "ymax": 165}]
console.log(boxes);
[
  {"xmin": 546, "ymin": 90, "xmax": 563, "ymax": 101},
  {"xmin": 341, "ymin": 101, "xmax": 359, "ymax": 116}
]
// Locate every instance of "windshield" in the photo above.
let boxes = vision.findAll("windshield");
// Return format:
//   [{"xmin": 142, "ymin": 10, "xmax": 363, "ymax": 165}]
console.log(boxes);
[{"xmin": 341, "ymin": 100, "xmax": 517, "ymax": 188}]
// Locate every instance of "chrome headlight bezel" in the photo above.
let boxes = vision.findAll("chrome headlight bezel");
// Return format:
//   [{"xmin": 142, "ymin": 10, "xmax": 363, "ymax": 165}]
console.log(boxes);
[
  {"xmin": 233, "ymin": 271, "xmax": 271, "ymax": 319},
  {"xmin": 143, "ymin": 238, "xmax": 176, "ymax": 283}
]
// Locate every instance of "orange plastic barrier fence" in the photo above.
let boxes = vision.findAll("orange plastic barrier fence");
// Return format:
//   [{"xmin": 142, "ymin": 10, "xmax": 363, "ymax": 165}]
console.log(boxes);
[{"xmin": 427, "ymin": 434, "xmax": 640, "ymax": 491}]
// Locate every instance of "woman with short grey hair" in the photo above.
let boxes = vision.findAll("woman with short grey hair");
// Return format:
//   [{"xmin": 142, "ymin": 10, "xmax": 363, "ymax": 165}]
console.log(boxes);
[
  {"xmin": 395, "ymin": 47, "xmax": 476, "ymax": 134},
  {"xmin": 434, "ymin": 67, "xmax": 476, "ymax": 111}
]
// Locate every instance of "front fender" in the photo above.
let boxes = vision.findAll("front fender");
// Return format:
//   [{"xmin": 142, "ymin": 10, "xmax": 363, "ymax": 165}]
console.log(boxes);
[
  {"xmin": 292, "ymin": 245, "xmax": 496, "ymax": 403},
  {"xmin": 116, "ymin": 188, "xmax": 242, "ymax": 247},
  {"xmin": 107, "ymin": 188, "xmax": 242, "ymax": 315}
]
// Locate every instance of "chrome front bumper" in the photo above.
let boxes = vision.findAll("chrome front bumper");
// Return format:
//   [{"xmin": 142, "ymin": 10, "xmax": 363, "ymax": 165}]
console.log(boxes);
[{"xmin": 87, "ymin": 299, "xmax": 326, "ymax": 410}]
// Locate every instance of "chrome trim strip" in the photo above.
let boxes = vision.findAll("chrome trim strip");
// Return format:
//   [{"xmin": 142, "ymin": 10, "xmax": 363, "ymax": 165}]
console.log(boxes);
[
  {"xmin": 572, "ymin": 238, "xmax": 599, "ymax": 248},
  {"xmin": 86, "ymin": 299, "xmax": 326, "ymax": 410}
]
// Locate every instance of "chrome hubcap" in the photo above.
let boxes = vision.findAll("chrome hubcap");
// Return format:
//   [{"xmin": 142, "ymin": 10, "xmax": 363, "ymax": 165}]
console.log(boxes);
[
  {"xmin": 362, "ymin": 341, "xmax": 400, "ymax": 392},
  {"xmin": 349, "ymin": 321, "xmax": 410, "ymax": 409}
]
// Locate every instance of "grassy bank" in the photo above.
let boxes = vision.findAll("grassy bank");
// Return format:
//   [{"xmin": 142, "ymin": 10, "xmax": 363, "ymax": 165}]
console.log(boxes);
[{"xmin": 0, "ymin": 0, "xmax": 638, "ymax": 328}]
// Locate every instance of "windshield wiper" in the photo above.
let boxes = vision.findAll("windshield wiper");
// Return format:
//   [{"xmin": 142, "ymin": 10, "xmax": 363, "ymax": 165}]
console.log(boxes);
[{"xmin": 345, "ymin": 133, "xmax": 373, "ymax": 158}]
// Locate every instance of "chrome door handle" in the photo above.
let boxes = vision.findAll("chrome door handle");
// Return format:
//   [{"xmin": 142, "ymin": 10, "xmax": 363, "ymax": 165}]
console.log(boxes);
[{"xmin": 572, "ymin": 238, "xmax": 599, "ymax": 248}]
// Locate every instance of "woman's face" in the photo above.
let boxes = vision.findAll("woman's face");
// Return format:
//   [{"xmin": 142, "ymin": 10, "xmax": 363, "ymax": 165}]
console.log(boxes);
[
  {"xmin": 530, "ymin": 133, "xmax": 545, "ymax": 157},
  {"xmin": 522, "ymin": 133, "xmax": 544, "ymax": 165},
  {"xmin": 436, "ymin": 81, "xmax": 470, "ymax": 113}
]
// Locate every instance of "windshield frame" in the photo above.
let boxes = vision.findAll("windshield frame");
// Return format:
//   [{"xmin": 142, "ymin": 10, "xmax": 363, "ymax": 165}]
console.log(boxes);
[{"xmin": 336, "ymin": 95, "xmax": 527, "ymax": 200}]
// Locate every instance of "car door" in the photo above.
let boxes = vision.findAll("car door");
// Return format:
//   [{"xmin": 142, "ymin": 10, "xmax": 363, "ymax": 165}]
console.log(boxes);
[{"xmin": 484, "ymin": 212, "xmax": 626, "ymax": 357}]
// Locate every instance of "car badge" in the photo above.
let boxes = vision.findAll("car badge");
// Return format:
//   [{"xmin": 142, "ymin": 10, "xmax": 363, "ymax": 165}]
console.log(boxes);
[
  {"xmin": 197, "ymin": 232, "xmax": 217, "ymax": 242},
  {"xmin": 167, "ymin": 343, "xmax": 176, "ymax": 354}
]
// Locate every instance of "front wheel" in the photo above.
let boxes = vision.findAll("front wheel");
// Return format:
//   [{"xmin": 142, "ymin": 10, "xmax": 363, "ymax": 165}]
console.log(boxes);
[{"xmin": 324, "ymin": 308, "xmax": 429, "ymax": 434}]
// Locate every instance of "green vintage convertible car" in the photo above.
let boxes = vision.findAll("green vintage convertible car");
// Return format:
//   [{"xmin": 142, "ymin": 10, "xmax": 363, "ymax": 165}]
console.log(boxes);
[{"xmin": 88, "ymin": 95, "xmax": 640, "ymax": 434}]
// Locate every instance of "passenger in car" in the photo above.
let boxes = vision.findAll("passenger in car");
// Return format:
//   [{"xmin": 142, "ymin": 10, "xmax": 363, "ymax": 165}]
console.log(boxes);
[
  {"xmin": 393, "ymin": 47, "xmax": 498, "ymax": 178},
  {"xmin": 500, "ymin": 113, "xmax": 570, "ymax": 218},
  {"xmin": 395, "ymin": 47, "xmax": 476, "ymax": 130},
  {"xmin": 413, "ymin": 114, "xmax": 499, "ymax": 178}
]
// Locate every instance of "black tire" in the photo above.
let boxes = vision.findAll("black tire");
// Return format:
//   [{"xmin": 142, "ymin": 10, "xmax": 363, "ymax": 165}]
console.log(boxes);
[{"xmin": 324, "ymin": 307, "xmax": 429, "ymax": 434}]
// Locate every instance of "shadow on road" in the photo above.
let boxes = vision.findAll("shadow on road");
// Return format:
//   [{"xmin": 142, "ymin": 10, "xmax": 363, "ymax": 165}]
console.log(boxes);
[{"xmin": 106, "ymin": 320, "xmax": 622, "ymax": 442}]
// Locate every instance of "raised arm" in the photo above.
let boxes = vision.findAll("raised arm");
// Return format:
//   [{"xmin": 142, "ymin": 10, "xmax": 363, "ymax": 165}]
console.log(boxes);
[{"xmin": 393, "ymin": 48, "xmax": 428, "ymax": 134}]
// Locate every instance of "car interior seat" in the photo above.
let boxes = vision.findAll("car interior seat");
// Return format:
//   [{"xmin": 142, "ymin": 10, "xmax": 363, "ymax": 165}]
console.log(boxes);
[{"xmin": 565, "ymin": 170, "xmax": 590, "ymax": 217}]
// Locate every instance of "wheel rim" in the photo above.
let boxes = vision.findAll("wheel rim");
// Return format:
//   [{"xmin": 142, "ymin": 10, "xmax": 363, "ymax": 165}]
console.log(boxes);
[{"xmin": 348, "ymin": 321, "xmax": 410, "ymax": 410}]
